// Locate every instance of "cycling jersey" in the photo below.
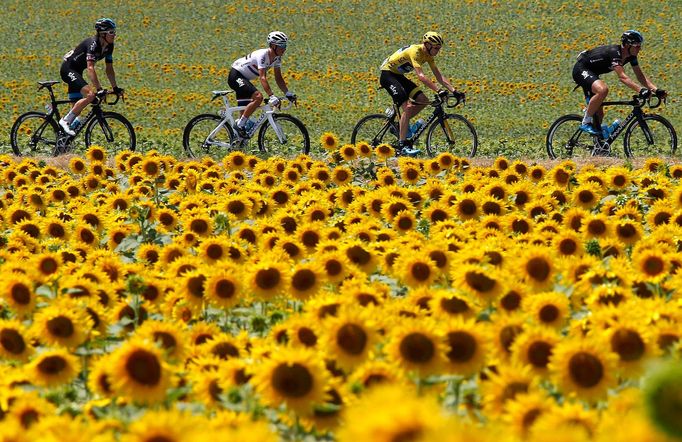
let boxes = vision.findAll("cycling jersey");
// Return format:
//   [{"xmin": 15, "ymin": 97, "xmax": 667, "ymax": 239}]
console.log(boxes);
[
  {"xmin": 231, "ymin": 48, "xmax": 282, "ymax": 80},
  {"xmin": 381, "ymin": 44, "xmax": 435, "ymax": 75},
  {"xmin": 575, "ymin": 44, "xmax": 638, "ymax": 75},
  {"xmin": 62, "ymin": 36, "xmax": 114, "ymax": 72}
]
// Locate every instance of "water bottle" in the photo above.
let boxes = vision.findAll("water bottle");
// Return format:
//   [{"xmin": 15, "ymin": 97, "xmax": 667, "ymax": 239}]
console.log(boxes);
[
  {"xmin": 601, "ymin": 119, "xmax": 620, "ymax": 138},
  {"xmin": 69, "ymin": 117, "xmax": 81, "ymax": 131},
  {"xmin": 45, "ymin": 103, "xmax": 52, "ymax": 113},
  {"xmin": 245, "ymin": 118, "xmax": 256, "ymax": 132}
]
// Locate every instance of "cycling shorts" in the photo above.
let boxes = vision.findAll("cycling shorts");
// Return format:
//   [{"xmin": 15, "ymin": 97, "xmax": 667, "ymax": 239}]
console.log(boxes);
[
  {"xmin": 572, "ymin": 62, "xmax": 599, "ymax": 100},
  {"xmin": 379, "ymin": 70, "xmax": 423, "ymax": 106},
  {"xmin": 60, "ymin": 63, "xmax": 88, "ymax": 101},
  {"xmin": 228, "ymin": 68, "xmax": 258, "ymax": 106}
]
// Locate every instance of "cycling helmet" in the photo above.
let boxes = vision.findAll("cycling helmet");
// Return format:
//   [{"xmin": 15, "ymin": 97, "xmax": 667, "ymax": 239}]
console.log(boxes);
[
  {"xmin": 95, "ymin": 18, "xmax": 117, "ymax": 32},
  {"xmin": 422, "ymin": 31, "xmax": 444, "ymax": 46},
  {"xmin": 621, "ymin": 30, "xmax": 644, "ymax": 45},
  {"xmin": 267, "ymin": 31, "xmax": 288, "ymax": 48}
]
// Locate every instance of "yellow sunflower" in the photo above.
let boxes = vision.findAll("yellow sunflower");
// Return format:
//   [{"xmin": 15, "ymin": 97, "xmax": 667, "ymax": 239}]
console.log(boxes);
[
  {"xmin": 31, "ymin": 300, "xmax": 93, "ymax": 348},
  {"xmin": 110, "ymin": 338, "xmax": 172, "ymax": 404},
  {"xmin": 0, "ymin": 319, "xmax": 33, "ymax": 361},
  {"xmin": 441, "ymin": 318, "xmax": 489, "ymax": 377},
  {"xmin": 523, "ymin": 291, "xmax": 570, "ymax": 329},
  {"xmin": 320, "ymin": 132, "xmax": 339, "ymax": 151},
  {"xmin": 548, "ymin": 336, "xmax": 619, "ymax": 402},
  {"xmin": 385, "ymin": 319, "xmax": 445, "ymax": 376},
  {"xmin": 319, "ymin": 306, "xmax": 379, "ymax": 371},
  {"xmin": 29, "ymin": 348, "xmax": 81, "ymax": 388},
  {"xmin": 252, "ymin": 347, "xmax": 329, "ymax": 414},
  {"xmin": 481, "ymin": 363, "xmax": 538, "ymax": 417},
  {"xmin": 203, "ymin": 266, "xmax": 243, "ymax": 309}
]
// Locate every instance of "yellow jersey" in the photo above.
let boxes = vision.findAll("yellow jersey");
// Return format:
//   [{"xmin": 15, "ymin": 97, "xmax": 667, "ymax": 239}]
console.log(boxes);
[{"xmin": 380, "ymin": 44, "xmax": 436, "ymax": 75}]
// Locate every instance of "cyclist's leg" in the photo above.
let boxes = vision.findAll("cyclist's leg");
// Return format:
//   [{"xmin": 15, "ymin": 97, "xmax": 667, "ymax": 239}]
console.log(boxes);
[
  {"xmin": 228, "ymin": 68, "xmax": 260, "ymax": 121},
  {"xmin": 586, "ymin": 80, "xmax": 608, "ymax": 122},
  {"xmin": 59, "ymin": 64, "xmax": 93, "ymax": 133},
  {"xmin": 400, "ymin": 88, "xmax": 427, "ymax": 140}
]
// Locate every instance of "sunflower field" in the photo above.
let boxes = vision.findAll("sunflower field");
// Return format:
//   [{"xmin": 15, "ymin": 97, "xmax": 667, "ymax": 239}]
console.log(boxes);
[
  {"xmin": 1, "ymin": 0, "xmax": 681, "ymax": 157},
  {"xmin": 0, "ymin": 143, "xmax": 681, "ymax": 441}
]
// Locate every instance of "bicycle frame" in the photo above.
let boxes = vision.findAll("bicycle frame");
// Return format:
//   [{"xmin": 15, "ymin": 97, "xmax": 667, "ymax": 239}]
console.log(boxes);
[
  {"xmin": 386, "ymin": 98, "xmax": 453, "ymax": 143},
  {"xmin": 592, "ymin": 97, "xmax": 655, "ymax": 153},
  {"xmin": 207, "ymin": 91, "xmax": 290, "ymax": 147}
]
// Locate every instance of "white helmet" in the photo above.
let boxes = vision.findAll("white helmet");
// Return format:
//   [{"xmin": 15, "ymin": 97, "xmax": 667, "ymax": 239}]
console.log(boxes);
[{"xmin": 267, "ymin": 31, "xmax": 288, "ymax": 48}]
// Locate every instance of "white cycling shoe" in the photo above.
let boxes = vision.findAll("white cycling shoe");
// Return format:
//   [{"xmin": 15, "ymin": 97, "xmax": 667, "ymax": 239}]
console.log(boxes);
[{"xmin": 59, "ymin": 118, "xmax": 76, "ymax": 136}]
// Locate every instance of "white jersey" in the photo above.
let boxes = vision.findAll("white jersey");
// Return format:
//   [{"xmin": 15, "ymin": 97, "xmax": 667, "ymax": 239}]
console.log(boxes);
[{"xmin": 231, "ymin": 48, "xmax": 282, "ymax": 80}]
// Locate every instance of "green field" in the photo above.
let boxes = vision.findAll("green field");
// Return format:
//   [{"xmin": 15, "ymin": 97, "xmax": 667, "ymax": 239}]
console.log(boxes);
[{"xmin": 1, "ymin": 0, "xmax": 680, "ymax": 158}]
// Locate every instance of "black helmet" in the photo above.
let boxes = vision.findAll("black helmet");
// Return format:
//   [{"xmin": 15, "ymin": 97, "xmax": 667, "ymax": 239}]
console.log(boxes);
[
  {"xmin": 95, "ymin": 18, "xmax": 117, "ymax": 32},
  {"xmin": 621, "ymin": 30, "xmax": 643, "ymax": 45}
]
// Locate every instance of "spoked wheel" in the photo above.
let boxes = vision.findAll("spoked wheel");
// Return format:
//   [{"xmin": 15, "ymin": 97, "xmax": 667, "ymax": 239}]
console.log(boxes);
[
  {"xmin": 183, "ymin": 114, "xmax": 235, "ymax": 158},
  {"xmin": 546, "ymin": 114, "xmax": 596, "ymax": 159},
  {"xmin": 10, "ymin": 112, "xmax": 59, "ymax": 156},
  {"xmin": 350, "ymin": 114, "xmax": 398, "ymax": 148},
  {"xmin": 624, "ymin": 114, "xmax": 678, "ymax": 158},
  {"xmin": 85, "ymin": 112, "xmax": 136, "ymax": 153},
  {"xmin": 257, "ymin": 114, "xmax": 310, "ymax": 156},
  {"xmin": 425, "ymin": 113, "xmax": 478, "ymax": 157}
]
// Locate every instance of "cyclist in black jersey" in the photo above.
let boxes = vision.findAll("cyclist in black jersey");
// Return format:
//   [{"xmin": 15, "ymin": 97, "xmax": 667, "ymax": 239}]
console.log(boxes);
[
  {"xmin": 58, "ymin": 18, "xmax": 123, "ymax": 136},
  {"xmin": 572, "ymin": 30, "xmax": 667, "ymax": 135}
]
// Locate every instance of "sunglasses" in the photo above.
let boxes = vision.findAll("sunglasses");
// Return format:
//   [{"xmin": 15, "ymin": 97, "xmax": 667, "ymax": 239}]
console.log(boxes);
[{"xmin": 104, "ymin": 30, "xmax": 117, "ymax": 36}]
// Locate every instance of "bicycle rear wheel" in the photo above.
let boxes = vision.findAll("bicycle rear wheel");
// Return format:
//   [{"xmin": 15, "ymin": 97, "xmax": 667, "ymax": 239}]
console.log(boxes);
[
  {"xmin": 183, "ymin": 114, "xmax": 235, "ymax": 158},
  {"xmin": 257, "ymin": 114, "xmax": 310, "ymax": 155},
  {"xmin": 546, "ymin": 114, "xmax": 596, "ymax": 159},
  {"xmin": 85, "ymin": 112, "xmax": 136, "ymax": 153},
  {"xmin": 425, "ymin": 113, "xmax": 478, "ymax": 157},
  {"xmin": 350, "ymin": 114, "xmax": 398, "ymax": 147},
  {"xmin": 10, "ymin": 112, "xmax": 59, "ymax": 156},
  {"xmin": 623, "ymin": 114, "xmax": 678, "ymax": 158}
]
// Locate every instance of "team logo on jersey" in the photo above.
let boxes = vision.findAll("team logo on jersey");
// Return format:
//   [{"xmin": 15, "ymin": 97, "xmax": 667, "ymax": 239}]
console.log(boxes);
[
  {"xmin": 236, "ymin": 78, "xmax": 245, "ymax": 87},
  {"xmin": 389, "ymin": 85, "xmax": 398, "ymax": 95},
  {"xmin": 68, "ymin": 72, "xmax": 77, "ymax": 81},
  {"xmin": 581, "ymin": 71, "xmax": 590, "ymax": 79}
]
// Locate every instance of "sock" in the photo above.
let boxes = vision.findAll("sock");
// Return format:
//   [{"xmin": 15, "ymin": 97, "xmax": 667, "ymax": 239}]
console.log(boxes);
[
  {"xmin": 581, "ymin": 115, "xmax": 593, "ymax": 125},
  {"xmin": 237, "ymin": 116, "xmax": 247, "ymax": 128},
  {"xmin": 63, "ymin": 110, "xmax": 77, "ymax": 124}
]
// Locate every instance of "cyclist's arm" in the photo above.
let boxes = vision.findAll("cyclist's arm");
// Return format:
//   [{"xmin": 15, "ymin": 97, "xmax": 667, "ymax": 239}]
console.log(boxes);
[
  {"xmin": 613, "ymin": 65, "xmax": 643, "ymax": 94},
  {"xmin": 414, "ymin": 66, "xmax": 439, "ymax": 93},
  {"xmin": 258, "ymin": 68, "xmax": 275, "ymax": 97},
  {"xmin": 430, "ymin": 64, "xmax": 455, "ymax": 93},
  {"xmin": 631, "ymin": 65, "xmax": 658, "ymax": 92},
  {"xmin": 105, "ymin": 62, "xmax": 118, "ymax": 89},
  {"xmin": 273, "ymin": 67, "xmax": 288, "ymax": 94},
  {"xmin": 86, "ymin": 60, "xmax": 103, "ymax": 91}
]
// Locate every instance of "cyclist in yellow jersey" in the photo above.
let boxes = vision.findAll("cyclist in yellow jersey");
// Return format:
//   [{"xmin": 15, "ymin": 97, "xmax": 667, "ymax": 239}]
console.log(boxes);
[{"xmin": 380, "ymin": 31, "xmax": 462, "ymax": 156}]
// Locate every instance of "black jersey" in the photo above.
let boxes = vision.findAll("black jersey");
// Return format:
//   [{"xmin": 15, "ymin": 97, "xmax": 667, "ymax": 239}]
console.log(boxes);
[
  {"xmin": 576, "ymin": 44, "xmax": 638, "ymax": 75},
  {"xmin": 62, "ymin": 36, "xmax": 114, "ymax": 72}
]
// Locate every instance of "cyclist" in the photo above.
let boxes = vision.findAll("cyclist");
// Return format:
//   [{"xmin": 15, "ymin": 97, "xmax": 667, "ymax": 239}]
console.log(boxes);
[
  {"xmin": 573, "ymin": 29, "xmax": 667, "ymax": 135},
  {"xmin": 59, "ymin": 18, "xmax": 123, "ymax": 136},
  {"xmin": 228, "ymin": 31, "xmax": 297, "ymax": 138},
  {"xmin": 379, "ymin": 31, "xmax": 462, "ymax": 156}
]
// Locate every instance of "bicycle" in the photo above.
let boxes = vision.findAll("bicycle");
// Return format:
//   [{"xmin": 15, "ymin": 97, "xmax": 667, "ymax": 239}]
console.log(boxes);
[
  {"xmin": 350, "ymin": 91, "xmax": 478, "ymax": 157},
  {"xmin": 546, "ymin": 93, "xmax": 677, "ymax": 159},
  {"xmin": 182, "ymin": 90, "xmax": 310, "ymax": 158},
  {"xmin": 10, "ymin": 80, "xmax": 135, "ymax": 156}
]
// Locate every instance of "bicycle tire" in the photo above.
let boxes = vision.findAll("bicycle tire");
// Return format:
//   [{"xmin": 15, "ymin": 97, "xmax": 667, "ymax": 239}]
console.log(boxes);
[
  {"xmin": 85, "ymin": 112, "xmax": 136, "ymax": 153},
  {"xmin": 546, "ymin": 114, "xmax": 596, "ymax": 159},
  {"xmin": 10, "ymin": 111, "xmax": 59, "ymax": 156},
  {"xmin": 623, "ymin": 114, "xmax": 678, "ymax": 158},
  {"xmin": 350, "ymin": 114, "xmax": 398, "ymax": 147},
  {"xmin": 257, "ymin": 113, "xmax": 310, "ymax": 155},
  {"xmin": 425, "ymin": 113, "xmax": 478, "ymax": 157},
  {"xmin": 183, "ymin": 114, "xmax": 235, "ymax": 158}
]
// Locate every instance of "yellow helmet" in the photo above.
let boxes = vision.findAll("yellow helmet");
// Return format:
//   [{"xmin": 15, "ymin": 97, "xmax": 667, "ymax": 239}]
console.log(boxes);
[{"xmin": 422, "ymin": 31, "xmax": 444, "ymax": 46}]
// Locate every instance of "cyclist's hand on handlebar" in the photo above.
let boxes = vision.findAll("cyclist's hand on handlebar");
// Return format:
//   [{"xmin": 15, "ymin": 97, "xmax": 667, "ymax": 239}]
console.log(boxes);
[
  {"xmin": 655, "ymin": 89, "xmax": 667, "ymax": 99},
  {"xmin": 638, "ymin": 87, "xmax": 651, "ymax": 99},
  {"xmin": 436, "ymin": 89, "xmax": 449, "ymax": 101},
  {"xmin": 285, "ymin": 91, "xmax": 297, "ymax": 103},
  {"xmin": 453, "ymin": 90, "xmax": 466, "ymax": 103},
  {"xmin": 96, "ymin": 89, "xmax": 108, "ymax": 98},
  {"xmin": 268, "ymin": 95, "xmax": 281, "ymax": 108},
  {"xmin": 113, "ymin": 86, "xmax": 125, "ymax": 96}
]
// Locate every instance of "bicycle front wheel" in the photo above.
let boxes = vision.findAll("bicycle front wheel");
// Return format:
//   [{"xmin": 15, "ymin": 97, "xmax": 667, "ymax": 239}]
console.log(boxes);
[
  {"xmin": 85, "ymin": 112, "xmax": 136, "ymax": 153},
  {"xmin": 183, "ymin": 114, "xmax": 235, "ymax": 158},
  {"xmin": 425, "ymin": 114, "xmax": 478, "ymax": 157},
  {"xmin": 350, "ymin": 114, "xmax": 398, "ymax": 147},
  {"xmin": 10, "ymin": 112, "xmax": 59, "ymax": 156},
  {"xmin": 546, "ymin": 114, "xmax": 595, "ymax": 159},
  {"xmin": 624, "ymin": 114, "xmax": 678, "ymax": 158},
  {"xmin": 257, "ymin": 114, "xmax": 310, "ymax": 155}
]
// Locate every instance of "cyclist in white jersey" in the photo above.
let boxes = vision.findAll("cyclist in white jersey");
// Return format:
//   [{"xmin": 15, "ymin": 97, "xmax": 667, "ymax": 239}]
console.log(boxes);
[{"xmin": 227, "ymin": 31, "xmax": 297, "ymax": 137}]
